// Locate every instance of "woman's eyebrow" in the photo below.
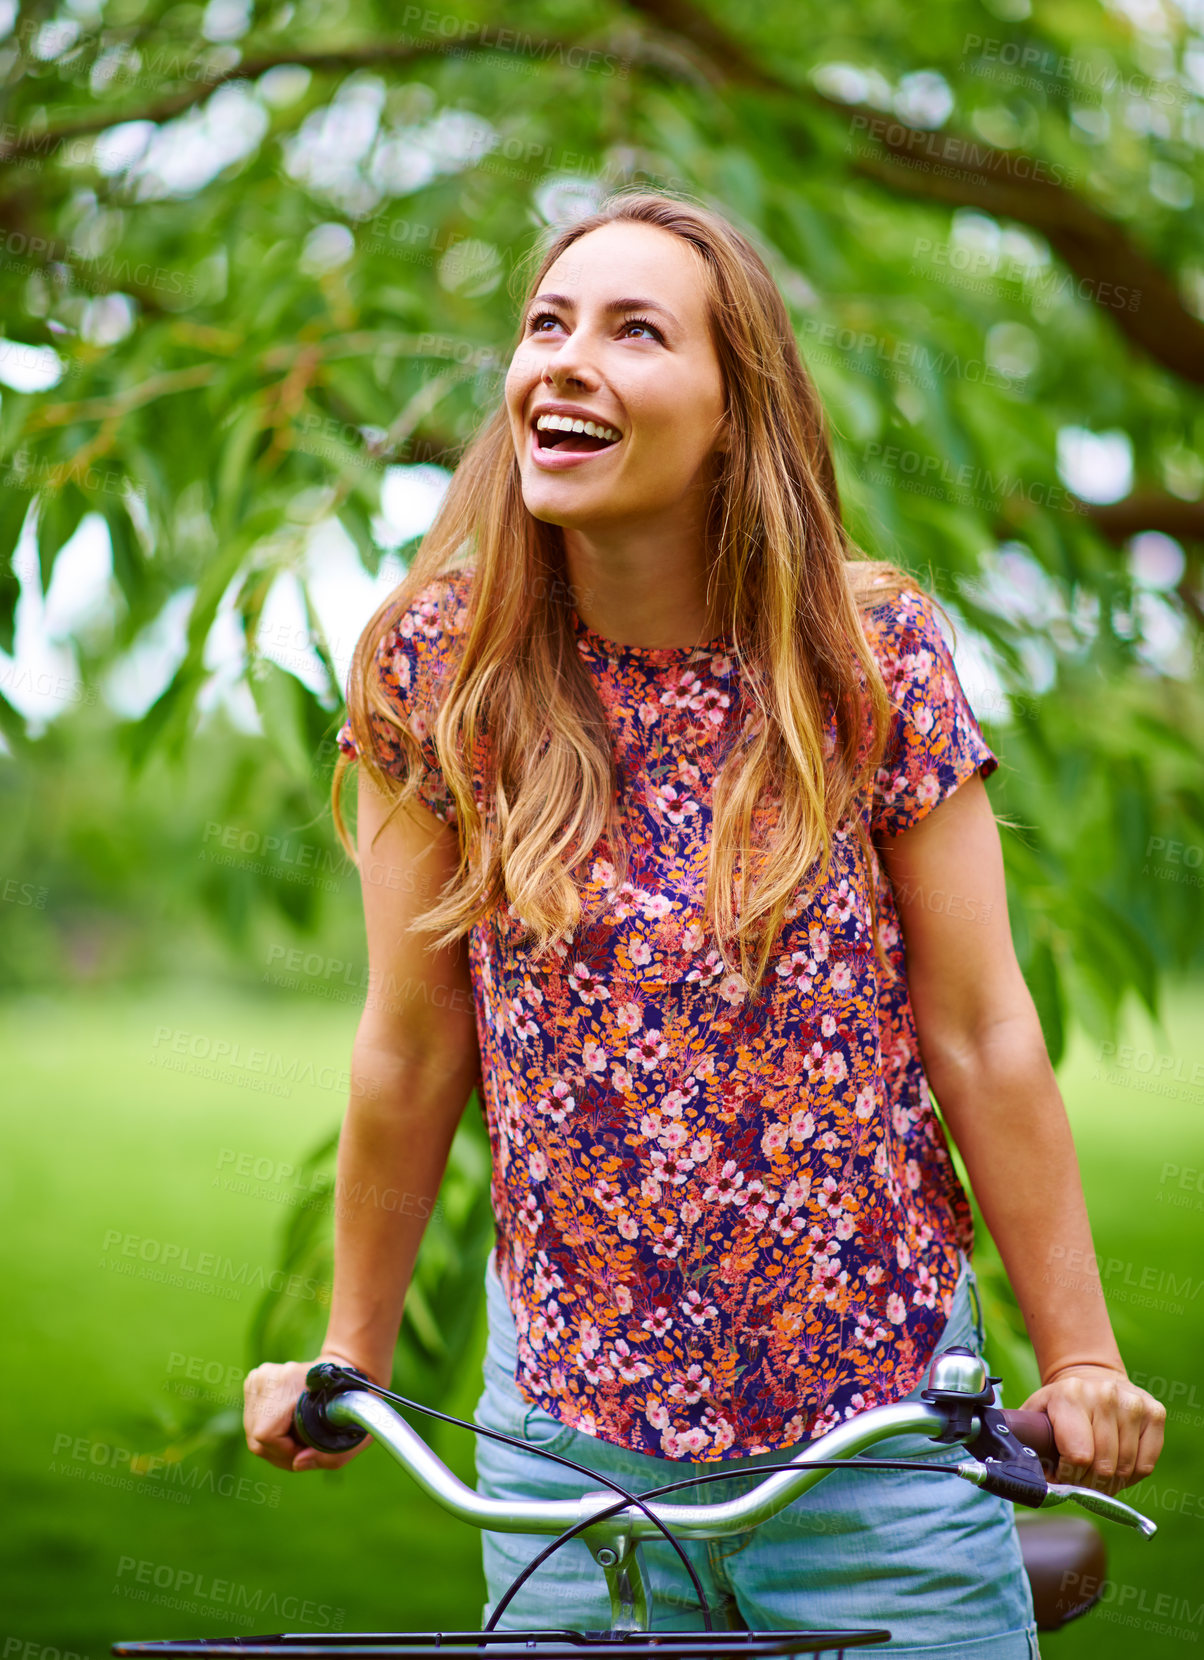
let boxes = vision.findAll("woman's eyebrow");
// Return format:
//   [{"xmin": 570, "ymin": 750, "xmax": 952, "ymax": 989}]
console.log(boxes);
[{"xmin": 528, "ymin": 293, "xmax": 682, "ymax": 328}]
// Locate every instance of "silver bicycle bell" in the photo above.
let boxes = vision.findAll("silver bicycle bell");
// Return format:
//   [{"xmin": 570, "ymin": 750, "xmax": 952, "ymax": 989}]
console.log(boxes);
[{"xmin": 927, "ymin": 1345, "xmax": 988, "ymax": 1396}]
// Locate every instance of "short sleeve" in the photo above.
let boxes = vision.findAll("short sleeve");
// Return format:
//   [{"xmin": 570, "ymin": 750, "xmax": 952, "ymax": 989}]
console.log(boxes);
[
  {"xmin": 336, "ymin": 575, "xmax": 468, "ymax": 827},
  {"xmin": 865, "ymin": 589, "xmax": 998, "ymax": 840}
]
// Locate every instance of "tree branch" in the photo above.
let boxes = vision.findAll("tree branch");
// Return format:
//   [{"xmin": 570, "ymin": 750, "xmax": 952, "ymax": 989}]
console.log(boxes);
[
  {"xmin": 992, "ymin": 486, "xmax": 1204, "ymax": 551},
  {"xmin": 30, "ymin": 363, "xmax": 217, "ymax": 427},
  {"xmin": 838, "ymin": 129, "xmax": 1204, "ymax": 385},
  {"xmin": 23, "ymin": 8, "xmax": 1201, "ymax": 384},
  {"xmin": 0, "ymin": 43, "xmax": 427, "ymax": 160},
  {"xmin": 1079, "ymin": 492, "xmax": 1204, "ymax": 548},
  {"xmin": 28, "ymin": 332, "xmax": 486, "ymax": 430},
  {"xmin": 619, "ymin": 0, "xmax": 1204, "ymax": 385},
  {"xmin": 0, "ymin": 30, "xmax": 618, "ymax": 161},
  {"xmin": 992, "ymin": 491, "xmax": 1204, "ymax": 631}
]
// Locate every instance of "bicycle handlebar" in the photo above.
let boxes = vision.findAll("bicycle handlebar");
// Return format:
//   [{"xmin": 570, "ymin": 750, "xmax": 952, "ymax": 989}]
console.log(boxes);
[
  {"xmin": 317, "ymin": 1387, "xmax": 958, "ymax": 1539},
  {"xmin": 292, "ymin": 1352, "xmax": 1155, "ymax": 1544},
  {"xmin": 998, "ymin": 1409, "xmax": 1057, "ymax": 1464}
]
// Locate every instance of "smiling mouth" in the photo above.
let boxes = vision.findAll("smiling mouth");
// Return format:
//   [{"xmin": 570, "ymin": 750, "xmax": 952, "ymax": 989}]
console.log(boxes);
[{"xmin": 532, "ymin": 418, "xmax": 621, "ymax": 455}]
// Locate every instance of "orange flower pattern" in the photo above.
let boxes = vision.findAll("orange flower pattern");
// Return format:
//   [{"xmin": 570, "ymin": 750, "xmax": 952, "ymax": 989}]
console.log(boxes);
[{"xmin": 337, "ymin": 571, "xmax": 999, "ymax": 1461}]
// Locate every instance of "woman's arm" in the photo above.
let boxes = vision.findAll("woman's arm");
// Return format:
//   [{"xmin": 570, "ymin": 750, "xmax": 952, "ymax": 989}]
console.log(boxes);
[
  {"xmin": 876, "ymin": 772, "xmax": 1166, "ymax": 1495},
  {"xmin": 244, "ymin": 771, "xmax": 481, "ymax": 1472},
  {"xmin": 322, "ymin": 771, "xmax": 481, "ymax": 1382}
]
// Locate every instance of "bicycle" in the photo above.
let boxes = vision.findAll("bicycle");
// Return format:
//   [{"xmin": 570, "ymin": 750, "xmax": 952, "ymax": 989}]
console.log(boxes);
[{"xmin": 111, "ymin": 1344, "xmax": 1155, "ymax": 1659}]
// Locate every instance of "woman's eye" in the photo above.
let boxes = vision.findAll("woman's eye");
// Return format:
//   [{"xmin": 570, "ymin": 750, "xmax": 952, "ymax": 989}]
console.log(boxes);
[
  {"xmin": 524, "ymin": 311, "xmax": 663, "ymax": 342},
  {"xmin": 621, "ymin": 317, "xmax": 663, "ymax": 341}
]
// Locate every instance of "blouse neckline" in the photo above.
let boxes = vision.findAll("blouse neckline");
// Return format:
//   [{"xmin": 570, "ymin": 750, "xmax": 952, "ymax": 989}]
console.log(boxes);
[{"xmin": 570, "ymin": 608, "xmax": 733, "ymax": 664}]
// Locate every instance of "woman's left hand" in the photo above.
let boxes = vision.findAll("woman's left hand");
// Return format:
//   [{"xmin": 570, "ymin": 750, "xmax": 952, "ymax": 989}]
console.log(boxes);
[{"xmin": 1022, "ymin": 1364, "xmax": 1166, "ymax": 1494}]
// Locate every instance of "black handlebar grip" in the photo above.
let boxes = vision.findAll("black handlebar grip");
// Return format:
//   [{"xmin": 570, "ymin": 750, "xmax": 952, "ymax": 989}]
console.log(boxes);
[
  {"xmin": 293, "ymin": 1389, "xmax": 370, "ymax": 1454},
  {"xmin": 1001, "ymin": 1409, "xmax": 1057, "ymax": 1468}
]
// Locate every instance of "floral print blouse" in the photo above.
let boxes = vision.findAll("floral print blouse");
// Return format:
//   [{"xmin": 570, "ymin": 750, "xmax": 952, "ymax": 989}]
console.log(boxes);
[{"xmin": 337, "ymin": 568, "xmax": 999, "ymax": 1461}]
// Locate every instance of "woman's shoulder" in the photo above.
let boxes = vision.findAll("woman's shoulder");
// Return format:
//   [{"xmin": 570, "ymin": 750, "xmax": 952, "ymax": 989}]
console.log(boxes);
[
  {"xmin": 845, "ymin": 560, "xmax": 945, "ymax": 674},
  {"xmin": 372, "ymin": 565, "xmax": 475, "ymax": 689},
  {"xmin": 337, "ymin": 567, "xmax": 475, "ymax": 774},
  {"xmin": 382, "ymin": 564, "xmax": 474, "ymax": 650}
]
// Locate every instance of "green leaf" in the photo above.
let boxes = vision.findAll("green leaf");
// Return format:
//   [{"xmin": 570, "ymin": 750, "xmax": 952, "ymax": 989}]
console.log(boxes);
[
  {"xmin": 215, "ymin": 401, "xmax": 267, "ymax": 542},
  {"xmin": 0, "ymin": 488, "xmax": 33, "ymax": 654},
  {"xmin": 120, "ymin": 658, "xmax": 207, "ymax": 772},
  {"xmin": 34, "ymin": 482, "xmax": 88, "ymax": 594},
  {"xmin": 99, "ymin": 499, "xmax": 146, "ymax": 622},
  {"xmin": 338, "ymin": 496, "xmax": 382, "ymax": 576},
  {"xmin": 247, "ymin": 659, "xmax": 322, "ymax": 781},
  {"xmin": 0, "ymin": 685, "xmax": 31, "ymax": 752}
]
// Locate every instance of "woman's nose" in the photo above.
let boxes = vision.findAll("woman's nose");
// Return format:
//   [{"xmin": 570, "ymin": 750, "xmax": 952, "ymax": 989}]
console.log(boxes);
[{"xmin": 544, "ymin": 351, "xmax": 594, "ymax": 389}]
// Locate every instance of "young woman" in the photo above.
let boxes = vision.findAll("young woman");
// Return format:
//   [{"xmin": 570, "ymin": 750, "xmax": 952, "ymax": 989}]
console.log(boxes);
[{"xmin": 243, "ymin": 191, "xmax": 1165, "ymax": 1656}]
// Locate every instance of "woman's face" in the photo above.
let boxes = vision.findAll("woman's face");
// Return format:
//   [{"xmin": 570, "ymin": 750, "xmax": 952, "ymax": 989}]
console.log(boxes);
[{"xmin": 504, "ymin": 221, "xmax": 728, "ymax": 534}]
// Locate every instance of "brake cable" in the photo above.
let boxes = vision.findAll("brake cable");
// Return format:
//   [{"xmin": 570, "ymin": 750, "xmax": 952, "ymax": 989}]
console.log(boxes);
[
  {"xmin": 302, "ymin": 1367, "xmax": 716, "ymax": 1632},
  {"xmin": 484, "ymin": 1457, "xmax": 972, "ymax": 1624},
  {"xmin": 302, "ymin": 1366, "xmax": 972, "ymax": 1633}
]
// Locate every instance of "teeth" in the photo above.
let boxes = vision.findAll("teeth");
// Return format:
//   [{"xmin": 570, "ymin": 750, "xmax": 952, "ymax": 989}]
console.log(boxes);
[{"xmin": 536, "ymin": 413, "xmax": 621, "ymax": 443}]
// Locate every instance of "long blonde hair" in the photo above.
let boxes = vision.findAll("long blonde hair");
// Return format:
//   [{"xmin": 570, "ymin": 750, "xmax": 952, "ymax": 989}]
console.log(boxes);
[{"xmin": 334, "ymin": 188, "xmax": 921, "ymax": 993}]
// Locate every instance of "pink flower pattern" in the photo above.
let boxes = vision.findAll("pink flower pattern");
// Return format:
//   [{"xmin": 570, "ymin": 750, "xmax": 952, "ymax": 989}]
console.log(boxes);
[{"xmin": 337, "ymin": 572, "xmax": 999, "ymax": 1461}]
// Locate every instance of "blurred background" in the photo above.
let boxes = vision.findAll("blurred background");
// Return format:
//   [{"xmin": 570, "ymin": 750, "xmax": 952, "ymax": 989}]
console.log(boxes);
[{"xmin": 2, "ymin": 0, "xmax": 1203, "ymax": 1652}]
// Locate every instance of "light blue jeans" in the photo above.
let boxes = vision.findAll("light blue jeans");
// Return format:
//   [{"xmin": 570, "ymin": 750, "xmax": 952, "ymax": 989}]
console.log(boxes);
[{"xmin": 473, "ymin": 1250, "xmax": 1040, "ymax": 1658}]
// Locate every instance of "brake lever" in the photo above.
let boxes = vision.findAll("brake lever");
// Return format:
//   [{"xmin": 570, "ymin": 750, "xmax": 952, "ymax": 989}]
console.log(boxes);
[
  {"xmin": 1041, "ymin": 1482, "xmax": 1158, "ymax": 1538},
  {"xmin": 923, "ymin": 1368, "xmax": 1052, "ymax": 1511},
  {"xmin": 921, "ymin": 1371, "xmax": 1158, "ymax": 1539}
]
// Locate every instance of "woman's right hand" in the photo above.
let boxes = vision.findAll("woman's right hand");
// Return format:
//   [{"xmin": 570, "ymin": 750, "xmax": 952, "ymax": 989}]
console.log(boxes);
[{"xmin": 243, "ymin": 1356, "xmax": 375, "ymax": 1473}]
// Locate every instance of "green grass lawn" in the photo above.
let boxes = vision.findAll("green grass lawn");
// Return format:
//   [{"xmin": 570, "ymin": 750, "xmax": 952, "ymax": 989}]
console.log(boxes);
[
  {"xmin": 1, "ymin": 981, "xmax": 489, "ymax": 1653},
  {"xmin": 2, "ymin": 978, "xmax": 1201, "ymax": 1656}
]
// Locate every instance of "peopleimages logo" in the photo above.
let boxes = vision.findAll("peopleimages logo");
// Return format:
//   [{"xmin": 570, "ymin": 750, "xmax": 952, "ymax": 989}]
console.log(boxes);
[
  {"xmin": 151, "ymin": 1024, "xmax": 365, "ymax": 1095},
  {"xmin": 3, "ymin": 1645, "xmax": 90, "ymax": 1660},
  {"xmin": 51, "ymin": 1433, "xmax": 280, "ymax": 1507},
  {"xmin": 113, "ymin": 1556, "xmax": 344, "ymax": 1627},
  {"xmin": 99, "ymin": 1230, "xmax": 329, "ymax": 1304}
]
